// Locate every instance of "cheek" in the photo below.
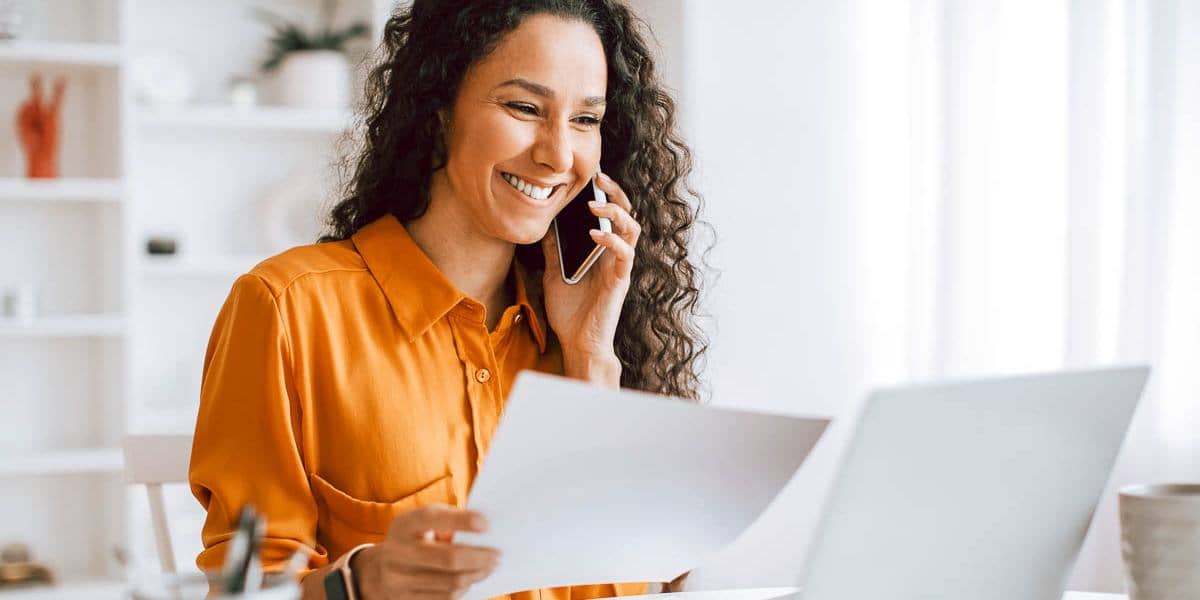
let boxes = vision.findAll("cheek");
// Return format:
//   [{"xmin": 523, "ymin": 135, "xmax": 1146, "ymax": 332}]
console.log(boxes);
[
  {"xmin": 477, "ymin": 114, "xmax": 533, "ymax": 158},
  {"xmin": 450, "ymin": 115, "xmax": 529, "ymax": 172},
  {"xmin": 571, "ymin": 135, "xmax": 602, "ymax": 174}
]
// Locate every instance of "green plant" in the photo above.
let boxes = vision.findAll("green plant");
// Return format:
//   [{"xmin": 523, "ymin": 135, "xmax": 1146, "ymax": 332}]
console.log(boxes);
[{"xmin": 254, "ymin": 0, "xmax": 369, "ymax": 72}]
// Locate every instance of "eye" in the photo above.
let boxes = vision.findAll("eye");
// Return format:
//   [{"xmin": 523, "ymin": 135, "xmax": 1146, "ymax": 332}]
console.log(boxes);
[
  {"xmin": 506, "ymin": 102, "xmax": 538, "ymax": 115},
  {"xmin": 574, "ymin": 115, "xmax": 603, "ymax": 127}
]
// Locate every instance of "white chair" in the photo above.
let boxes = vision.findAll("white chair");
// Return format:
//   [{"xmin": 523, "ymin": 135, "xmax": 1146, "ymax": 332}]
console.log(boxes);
[{"xmin": 123, "ymin": 433, "xmax": 194, "ymax": 577}]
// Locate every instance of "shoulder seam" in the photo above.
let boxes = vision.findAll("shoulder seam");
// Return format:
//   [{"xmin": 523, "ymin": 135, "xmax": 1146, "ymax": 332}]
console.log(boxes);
[{"xmin": 250, "ymin": 266, "xmax": 370, "ymax": 300}]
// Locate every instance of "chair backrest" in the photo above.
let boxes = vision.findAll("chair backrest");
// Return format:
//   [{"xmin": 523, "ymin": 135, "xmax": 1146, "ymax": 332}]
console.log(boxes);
[{"xmin": 123, "ymin": 434, "xmax": 194, "ymax": 576}]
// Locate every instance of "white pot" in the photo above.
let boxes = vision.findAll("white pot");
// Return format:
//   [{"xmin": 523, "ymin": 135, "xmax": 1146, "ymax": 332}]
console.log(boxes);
[{"xmin": 271, "ymin": 50, "xmax": 350, "ymax": 109}]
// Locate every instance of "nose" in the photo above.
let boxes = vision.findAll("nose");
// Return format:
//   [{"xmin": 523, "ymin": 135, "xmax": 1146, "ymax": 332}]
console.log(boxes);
[{"xmin": 530, "ymin": 121, "xmax": 573, "ymax": 174}]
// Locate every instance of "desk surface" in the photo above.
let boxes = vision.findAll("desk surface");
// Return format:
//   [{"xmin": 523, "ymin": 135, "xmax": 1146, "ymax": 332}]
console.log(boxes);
[{"xmin": 615, "ymin": 589, "xmax": 1125, "ymax": 600}]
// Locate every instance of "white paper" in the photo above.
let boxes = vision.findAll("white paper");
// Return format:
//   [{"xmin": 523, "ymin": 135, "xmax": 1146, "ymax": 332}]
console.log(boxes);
[
  {"xmin": 617, "ymin": 588, "xmax": 800, "ymax": 600},
  {"xmin": 457, "ymin": 372, "xmax": 829, "ymax": 600}
]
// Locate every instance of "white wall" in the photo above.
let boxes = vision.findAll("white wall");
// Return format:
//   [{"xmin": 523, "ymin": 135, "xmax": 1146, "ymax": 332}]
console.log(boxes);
[{"xmin": 676, "ymin": 1, "xmax": 872, "ymax": 589}]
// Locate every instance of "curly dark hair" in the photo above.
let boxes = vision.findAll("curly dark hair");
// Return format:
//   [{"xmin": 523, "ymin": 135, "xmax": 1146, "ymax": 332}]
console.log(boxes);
[{"xmin": 322, "ymin": 0, "xmax": 709, "ymax": 401}]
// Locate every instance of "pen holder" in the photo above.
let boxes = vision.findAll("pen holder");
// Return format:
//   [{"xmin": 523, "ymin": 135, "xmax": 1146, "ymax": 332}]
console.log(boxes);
[
  {"xmin": 131, "ymin": 571, "xmax": 300, "ymax": 600},
  {"xmin": 212, "ymin": 585, "xmax": 299, "ymax": 600}
]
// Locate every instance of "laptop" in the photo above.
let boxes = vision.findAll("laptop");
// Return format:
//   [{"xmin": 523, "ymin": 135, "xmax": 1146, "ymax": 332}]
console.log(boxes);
[{"xmin": 630, "ymin": 366, "xmax": 1150, "ymax": 600}]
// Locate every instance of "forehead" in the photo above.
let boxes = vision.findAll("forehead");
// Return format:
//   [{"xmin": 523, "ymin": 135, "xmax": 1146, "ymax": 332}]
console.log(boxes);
[{"xmin": 465, "ymin": 13, "xmax": 608, "ymax": 99}]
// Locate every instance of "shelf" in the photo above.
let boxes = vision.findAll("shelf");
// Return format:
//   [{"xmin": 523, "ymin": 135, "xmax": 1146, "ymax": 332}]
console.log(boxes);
[
  {"xmin": 138, "ymin": 105, "xmax": 355, "ymax": 133},
  {"xmin": 0, "ymin": 580, "xmax": 127, "ymax": 600},
  {"xmin": 0, "ymin": 448, "xmax": 123, "ymax": 477},
  {"xmin": 0, "ymin": 178, "xmax": 123, "ymax": 204},
  {"xmin": 0, "ymin": 314, "xmax": 125, "ymax": 338},
  {"xmin": 139, "ymin": 255, "xmax": 265, "ymax": 280},
  {"xmin": 0, "ymin": 41, "xmax": 122, "ymax": 68}
]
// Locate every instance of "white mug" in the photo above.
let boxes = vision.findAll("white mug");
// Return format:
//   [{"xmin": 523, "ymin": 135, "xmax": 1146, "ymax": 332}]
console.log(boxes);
[{"xmin": 1120, "ymin": 483, "xmax": 1200, "ymax": 600}]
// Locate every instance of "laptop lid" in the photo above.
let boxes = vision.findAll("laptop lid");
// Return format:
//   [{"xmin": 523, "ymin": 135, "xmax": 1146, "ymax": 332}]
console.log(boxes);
[{"xmin": 796, "ymin": 366, "xmax": 1149, "ymax": 600}]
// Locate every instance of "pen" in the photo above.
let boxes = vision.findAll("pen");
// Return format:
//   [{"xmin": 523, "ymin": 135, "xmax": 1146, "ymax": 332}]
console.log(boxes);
[{"xmin": 222, "ymin": 504, "xmax": 259, "ymax": 595}]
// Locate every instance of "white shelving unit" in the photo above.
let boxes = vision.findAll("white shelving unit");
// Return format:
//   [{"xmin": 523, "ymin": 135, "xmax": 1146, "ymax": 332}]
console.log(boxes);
[
  {"xmin": 0, "ymin": 1, "xmax": 128, "ymax": 595},
  {"xmin": 0, "ymin": 41, "xmax": 123, "ymax": 68},
  {"xmin": 0, "ymin": 449, "xmax": 124, "ymax": 477},
  {"xmin": 138, "ymin": 255, "xmax": 266, "ymax": 280},
  {"xmin": 0, "ymin": 178, "xmax": 123, "ymax": 203},
  {"xmin": 138, "ymin": 105, "xmax": 354, "ymax": 133},
  {"xmin": 0, "ymin": 315, "xmax": 125, "ymax": 338},
  {"xmin": 0, "ymin": 581, "xmax": 130, "ymax": 600},
  {"xmin": 0, "ymin": 0, "xmax": 378, "ymax": 597}
]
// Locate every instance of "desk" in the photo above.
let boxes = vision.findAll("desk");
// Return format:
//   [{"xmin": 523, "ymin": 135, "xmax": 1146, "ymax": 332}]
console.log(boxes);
[{"xmin": 616, "ymin": 589, "xmax": 1126, "ymax": 600}]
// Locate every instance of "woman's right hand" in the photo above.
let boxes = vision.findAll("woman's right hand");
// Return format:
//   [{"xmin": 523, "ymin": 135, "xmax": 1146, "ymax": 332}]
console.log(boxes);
[{"xmin": 352, "ymin": 504, "xmax": 500, "ymax": 599}]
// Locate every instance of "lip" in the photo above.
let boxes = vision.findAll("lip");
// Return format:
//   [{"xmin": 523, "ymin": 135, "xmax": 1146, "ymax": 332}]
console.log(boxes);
[
  {"xmin": 496, "ymin": 170, "xmax": 566, "ymax": 208},
  {"xmin": 501, "ymin": 171, "xmax": 567, "ymax": 189}
]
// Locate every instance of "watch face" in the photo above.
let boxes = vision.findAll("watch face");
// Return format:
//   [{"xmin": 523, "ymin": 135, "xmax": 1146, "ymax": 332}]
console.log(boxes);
[{"xmin": 323, "ymin": 569, "xmax": 350, "ymax": 600}]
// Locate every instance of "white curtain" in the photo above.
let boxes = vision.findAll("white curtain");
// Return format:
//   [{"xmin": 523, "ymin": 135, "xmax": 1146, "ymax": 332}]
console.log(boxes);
[{"xmin": 852, "ymin": 0, "xmax": 1200, "ymax": 591}]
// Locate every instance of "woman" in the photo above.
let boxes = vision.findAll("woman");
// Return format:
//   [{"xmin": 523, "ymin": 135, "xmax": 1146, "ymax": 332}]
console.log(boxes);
[{"xmin": 189, "ymin": 1, "xmax": 706, "ymax": 598}]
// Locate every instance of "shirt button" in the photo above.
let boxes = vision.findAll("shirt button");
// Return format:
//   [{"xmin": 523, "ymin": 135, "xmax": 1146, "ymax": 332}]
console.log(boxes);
[{"xmin": 475, "ymin": 368, "xmax": 492, "ymax": 383}]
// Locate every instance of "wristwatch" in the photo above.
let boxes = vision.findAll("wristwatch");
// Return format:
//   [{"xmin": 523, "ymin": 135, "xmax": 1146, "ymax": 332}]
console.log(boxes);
[{"xmin": 322, "ymin": 543, "xmax": 374, "ymax": 600}]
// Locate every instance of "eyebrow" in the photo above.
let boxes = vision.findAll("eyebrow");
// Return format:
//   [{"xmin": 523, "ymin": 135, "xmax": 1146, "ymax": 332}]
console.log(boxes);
[{"xmin": 495, "ymin": 78, "xmax": 607, "ymax": 107}]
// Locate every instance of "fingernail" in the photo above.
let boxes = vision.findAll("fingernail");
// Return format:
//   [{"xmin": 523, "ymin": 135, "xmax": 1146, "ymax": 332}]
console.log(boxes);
[
  {"xmin": 589, "ymin": 229, "xmax": 602, "ymax": 237},
  {"xmin": 588, "ymin": 200, "xmax": 603, "ymax": 207}
]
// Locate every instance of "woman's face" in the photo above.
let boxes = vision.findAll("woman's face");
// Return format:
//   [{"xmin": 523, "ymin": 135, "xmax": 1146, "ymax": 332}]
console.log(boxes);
[{"xmin": 438, "ymin": 13, "xmax": 608, "ymax": 245}]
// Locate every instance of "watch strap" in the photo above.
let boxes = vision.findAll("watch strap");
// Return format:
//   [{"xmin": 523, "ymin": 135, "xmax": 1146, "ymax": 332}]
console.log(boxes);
[{"xmin": 323, "ymin": 543, "xmax": 374, "ymax": 600}]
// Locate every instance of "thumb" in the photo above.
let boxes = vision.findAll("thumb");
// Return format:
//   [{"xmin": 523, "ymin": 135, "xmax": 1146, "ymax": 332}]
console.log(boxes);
[{"xmin": 541, "ymin": 224, "xmax": 560, "ymax": 275}]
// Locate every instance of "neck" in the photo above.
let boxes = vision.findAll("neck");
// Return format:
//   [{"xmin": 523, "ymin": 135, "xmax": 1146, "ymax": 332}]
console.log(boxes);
[{"xmin": 407, "ymin": 170, "xmax": 514, "ymax": 321}]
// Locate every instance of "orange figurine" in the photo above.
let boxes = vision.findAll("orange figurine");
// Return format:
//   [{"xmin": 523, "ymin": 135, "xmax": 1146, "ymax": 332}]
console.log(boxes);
[{"xmin": 15, "ymin": 74, "xmax": 66, "ymax": 179}]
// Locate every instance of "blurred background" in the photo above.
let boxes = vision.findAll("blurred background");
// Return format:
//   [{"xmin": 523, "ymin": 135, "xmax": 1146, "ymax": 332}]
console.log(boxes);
[{"xmin": 0, "ymin": 0, "xmax": 1196, "ymax": 598}]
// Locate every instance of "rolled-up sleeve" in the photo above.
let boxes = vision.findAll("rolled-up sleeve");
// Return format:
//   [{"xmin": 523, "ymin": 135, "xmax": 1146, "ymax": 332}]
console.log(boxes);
[{"xmin": 189, "ymin": 274, "xmax": 327, "ymax": 574}]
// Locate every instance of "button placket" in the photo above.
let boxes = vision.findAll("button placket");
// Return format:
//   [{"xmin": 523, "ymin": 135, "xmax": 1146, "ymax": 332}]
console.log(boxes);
[{"xmin": 447, "ymin": 308, "xmax": 506, "ymax": 474}]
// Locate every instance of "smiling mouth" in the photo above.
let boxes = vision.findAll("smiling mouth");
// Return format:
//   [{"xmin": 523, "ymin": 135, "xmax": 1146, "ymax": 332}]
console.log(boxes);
[{"xmin": 501, "ymin": 171, "xmax": 564, "ymax": 203}]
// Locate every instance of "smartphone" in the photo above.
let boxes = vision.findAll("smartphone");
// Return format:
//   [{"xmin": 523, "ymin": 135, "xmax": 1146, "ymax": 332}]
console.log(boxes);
[{"xmin": 553, "ymin": 173, "xmax": 611, "ymax": 284}]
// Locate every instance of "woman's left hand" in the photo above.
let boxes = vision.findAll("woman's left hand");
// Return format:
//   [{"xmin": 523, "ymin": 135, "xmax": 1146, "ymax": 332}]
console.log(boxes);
[{"xmin": 541, "ymin": 172, "xmax": 640, "ymax": 387}]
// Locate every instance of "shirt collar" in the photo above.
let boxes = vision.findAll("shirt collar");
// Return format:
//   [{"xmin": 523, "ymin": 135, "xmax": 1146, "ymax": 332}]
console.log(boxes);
[{"xmin": 352, "ymin": 214, "xmax": 548, "ymax": 353}]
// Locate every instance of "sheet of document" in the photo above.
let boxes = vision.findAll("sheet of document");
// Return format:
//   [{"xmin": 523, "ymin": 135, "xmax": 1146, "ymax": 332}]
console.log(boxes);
[
  {"xmin": 457, "ymin": 372, "xmax": 829, "ymax": 600},
  {"xmin": 616, "ymin": 588, "xmax": 801, "ymax": 600}
]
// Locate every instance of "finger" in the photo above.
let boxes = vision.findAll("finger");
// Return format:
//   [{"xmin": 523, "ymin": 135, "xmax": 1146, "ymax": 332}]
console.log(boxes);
[
  {"xmin": 589, "ymin": 201, "xmax": 641, "ymax": 247},
  {"xmin": 50, "ymin": 79, "xmax": 66, "ymax": 110},
  {"xmin": 589, "ymin": 229, "xmax": 635, "ymax": 276},
  {"xmin": 398, "ymin": 541, "xmax": 500, "ymax": 573},
  {"xmin": 594, "ymin": 172, "xmax": 633, "ymax": 212},
  {"xmin": 391, "ymin": 565, "xmax": 494, "ymax": 593},
  {"xmin": 541, "ymin": 223, "xmax": 561, "ymax": 274},
  {"xmin": 28, "ymin": 74, "xmax": 41, "ymax": 104},
  {"xmin": 391, "ymin": 504, "xmax": 488, "ymax": 539}
]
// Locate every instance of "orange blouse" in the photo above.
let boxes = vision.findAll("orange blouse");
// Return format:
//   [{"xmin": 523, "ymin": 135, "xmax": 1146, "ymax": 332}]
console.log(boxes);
[{"xmin": 189, "ymin": 214, "xmax": 648, "ymax": 599}]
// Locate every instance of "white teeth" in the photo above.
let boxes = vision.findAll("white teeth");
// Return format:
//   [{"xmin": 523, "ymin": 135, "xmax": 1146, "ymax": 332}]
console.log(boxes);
[{"xmin": 503, "ymin": 172, "xmax": 553, "ymax": 200}]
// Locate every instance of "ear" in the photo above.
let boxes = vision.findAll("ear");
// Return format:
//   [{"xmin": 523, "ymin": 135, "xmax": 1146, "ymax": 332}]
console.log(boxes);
[{"xmin": 432, "ymin": 108, "xmax": 452, "ymax": 162}]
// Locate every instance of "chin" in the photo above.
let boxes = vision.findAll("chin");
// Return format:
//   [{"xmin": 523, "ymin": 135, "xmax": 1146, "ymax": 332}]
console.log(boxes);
[{"xmin": 494, "ymin": 218, "xmax": 551, "ymax": 246}]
